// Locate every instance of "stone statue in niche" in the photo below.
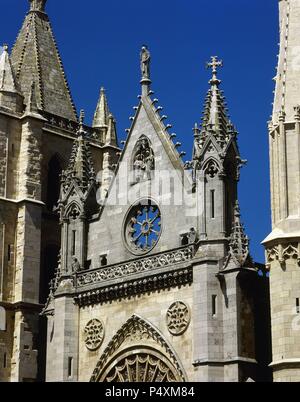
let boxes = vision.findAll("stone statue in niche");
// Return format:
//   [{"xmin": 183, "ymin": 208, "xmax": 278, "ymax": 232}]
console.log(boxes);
[
  {"xmin": 71, "ymin": 256, "xmax": 81, "ymax": 273},
  {"xmin": 133, "ymin": 138, "xmax": 155, "ymax": 183}
]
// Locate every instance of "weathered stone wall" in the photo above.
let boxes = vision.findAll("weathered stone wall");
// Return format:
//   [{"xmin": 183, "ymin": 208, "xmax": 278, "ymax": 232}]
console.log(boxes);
[{"xmin": 78, "ymin": 284, "xmax": 193, "ymax": 382}]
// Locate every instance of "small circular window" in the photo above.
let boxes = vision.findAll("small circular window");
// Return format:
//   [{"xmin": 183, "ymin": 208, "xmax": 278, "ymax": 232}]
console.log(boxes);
[{"xmin": 125, "ymin": 200, "xmax": 161, "ymax": 254}]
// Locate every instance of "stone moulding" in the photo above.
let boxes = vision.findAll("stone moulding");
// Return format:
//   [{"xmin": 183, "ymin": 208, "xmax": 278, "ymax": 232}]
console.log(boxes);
[
  {"xmin": 76, "ymin": 245, "xmax": 195, "ymax": 288},
  {"xmin": 75, "ymin": 267, "xmax": 193, "ymax": 306}
]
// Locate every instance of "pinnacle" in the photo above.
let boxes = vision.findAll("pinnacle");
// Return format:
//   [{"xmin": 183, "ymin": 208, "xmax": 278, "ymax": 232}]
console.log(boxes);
[
  {"xmin": 0, "ymin": 44, "xmax": 18, "ymax": 93},
  {"xmin": 228, "ymin": 200, "xmax": 251, "ymax": 266},
  {"xmin": 93, "ymin": 87, "xmax": 110, "ymax": 128},
  {"xmin": 195, "ymin": 58, "xmax": 235, "ymax": 151}
]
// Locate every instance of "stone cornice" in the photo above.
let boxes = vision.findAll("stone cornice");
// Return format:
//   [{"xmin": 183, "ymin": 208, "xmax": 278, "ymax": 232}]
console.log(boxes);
[
  {"xmin": 0, "ymin": 196, "xmax": 44, "ymax": 207},
  {"xmin": 74, "ymin": 266, "xmax": 192, "ymax": 307},
  {"xmin": 193, "ymin": 357, "xmax": 257, "ymax": 367}
]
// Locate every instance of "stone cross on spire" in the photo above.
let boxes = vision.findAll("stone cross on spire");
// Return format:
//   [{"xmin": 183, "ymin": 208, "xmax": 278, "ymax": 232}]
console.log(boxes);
[
  {"xmin": 29, "ymin": 0, "xmax": 47, "ymax": 12},
  {"xmin": 206, "ymin": 56, "xmax": 223, "ymax": 86}
]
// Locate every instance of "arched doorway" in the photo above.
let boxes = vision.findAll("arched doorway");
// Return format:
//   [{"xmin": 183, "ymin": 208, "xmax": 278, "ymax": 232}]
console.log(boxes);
[{"xmin": 99, "ymin": 348, "xmax": 181, "ymax": 382}]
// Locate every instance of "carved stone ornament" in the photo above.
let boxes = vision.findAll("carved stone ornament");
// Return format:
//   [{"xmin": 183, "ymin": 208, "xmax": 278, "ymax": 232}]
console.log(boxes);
[
  {"xmin": 84, "ymin": 319, "xmax": 105, "ymax": 351},
  {"xmin": 90, "ymin": 315, "xmax": 186, "ymax": 382},
  {"xmin": 76, "ymin": 245, "xmax": 194, "ymax": 288},
  {"xmin": 125, "ymin": 200, "xmax": 161, "ymax": 255},
  {"xmin": 166, "ymin": 301, "xmax": 191, "ymax": 336},
  {"xmin": 132, "ymin": 137, "xmax": 155, "ymax": 183},
  {"xmin": 266, "ymin": 242, "xmax": 300, "ymax": 268},
  {"xmin": 204, "ymin": 159, "xmax": 219, "ymax": 178},
  {"xmin": 103, "ymin": 351, "xmax": 178, "ymax": 382}
]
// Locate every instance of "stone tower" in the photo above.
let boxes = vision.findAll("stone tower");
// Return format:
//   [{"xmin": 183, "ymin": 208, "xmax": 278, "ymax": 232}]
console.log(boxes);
[
  {"xmin": 43, "ymin": 50, "xmax": 270, "ymax": 382},
  {"xmin": 263, "ymin": 0, "xmax": 300, "ymax": 382},
  {"xmin": 0, "ymin": 0, "xmax": 119, "ymax": 382}
]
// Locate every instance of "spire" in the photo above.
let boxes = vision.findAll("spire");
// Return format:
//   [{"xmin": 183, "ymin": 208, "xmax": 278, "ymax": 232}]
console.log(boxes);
[
  {"xmin": 0, "ymin": 44, "xmax": 18, "ymax": 93},
  {"xmin": 227, "ymin": 201, "xmax": 251, "ymax": 267},
  {"xmin": 62, "ymin": 110, "xmax": 96, "ymax": 193},
  {"xmin": 197, "ymin": 57, "xmax": 235, "ymax": 151},
  {"xmin": 93, "ymin": 87, "xmax": 109, "ymax": 128},
  {"xmin": 140, "ymin": 46, "xmax": 151, "ymax": 97},
  {"xmin": 10, "ymin": 1, "xmax": 77, "ymax": 121}
]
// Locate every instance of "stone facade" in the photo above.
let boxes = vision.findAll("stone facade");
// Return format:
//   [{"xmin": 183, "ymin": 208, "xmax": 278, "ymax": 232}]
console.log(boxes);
[
  {"xmin": 263, "ymin": 0, "xmax": 300, "ymax": 382},
  {"xmin": 0, "ymin": 0, "xmax": 271, "ymax": 382},
  {"xmin": 0, "ymin": 0, "xmax": 119, "ymax": 382}
]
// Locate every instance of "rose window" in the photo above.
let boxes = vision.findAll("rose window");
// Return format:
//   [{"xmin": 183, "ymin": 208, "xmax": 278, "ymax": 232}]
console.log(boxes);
[{"xmin": 125, "ymin": 201, "xmax": 161, "ymax": 254}]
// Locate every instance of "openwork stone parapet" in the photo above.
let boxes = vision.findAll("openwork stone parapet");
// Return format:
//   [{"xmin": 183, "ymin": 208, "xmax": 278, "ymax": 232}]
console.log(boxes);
[{"xmin": 76, "ymin": 245, "xmax": 195, "ymax": 288}]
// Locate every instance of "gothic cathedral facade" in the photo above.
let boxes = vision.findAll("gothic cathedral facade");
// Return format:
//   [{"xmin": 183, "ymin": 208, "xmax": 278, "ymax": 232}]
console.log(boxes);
[{"xmin": 2, "ymin": 0, "xmax": 298, "ymax": 383}]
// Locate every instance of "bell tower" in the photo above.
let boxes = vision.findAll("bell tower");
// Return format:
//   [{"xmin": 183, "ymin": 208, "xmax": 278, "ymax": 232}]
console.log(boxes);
[{"xmin": 263, "ymin": 0, "xmax": 300, "ymax": 382}]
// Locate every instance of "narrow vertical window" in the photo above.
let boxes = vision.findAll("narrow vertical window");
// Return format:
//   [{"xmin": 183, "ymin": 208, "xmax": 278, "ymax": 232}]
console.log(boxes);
[
  {"xmin": 11, "ymin": 144, "xmax": 15, "ymax": 157},
  {"xmin": 3, "ymin": 353, "xmax": 7, "ymax": 369},
  {"xmin": 296, "ymin": 298, "xmax": 300, "ymax": 314},
  {"xmin": 7, "ymin": 245, "xmax": 11, "ymax": 263},
  {"xmin": 72, "ymin": 231, "xmax": 76, "ymax": 256},
  {"xmin": 212, "ymin": 295, "xmax": 217, "ymax": 317},
  {"xmin": 100, "ymin": 255, "xmax": 108, "ymax": 267},
  {"xmin": 68, "ymin": 357, "xmax": 73, "ymax": 378},
  {"xmin": 211, "ymin": 190, "xmax": 215, "ymax": 218}
]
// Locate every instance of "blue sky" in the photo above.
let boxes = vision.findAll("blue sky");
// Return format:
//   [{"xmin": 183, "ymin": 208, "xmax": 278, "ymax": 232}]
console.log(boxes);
[{"xmin": 0, "ymin": 0, "xmax": 279, "ymax": 262}]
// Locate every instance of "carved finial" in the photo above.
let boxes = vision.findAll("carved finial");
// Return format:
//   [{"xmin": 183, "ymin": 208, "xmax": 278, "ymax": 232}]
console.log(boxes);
[
  {"xmin": 78, "ymin": 109, "xmax": 86, "ymax": 136},
  {"xmin": 29, "ymin": 0, "xmax": 47, "ymax": 12},
  {"xmin": 140, "ymin": 46, "xmax": 152, "ymax": 96},
  {"xmin": 193, "ymin": 123, "xmax": 200, "ymax": 137},
  {"xmin": 2, "ymin": 44, "xmax": 8, "ymax": 53},
  {"xmin": 206, "ymin": 56, "xmax": 223, "ymax": 86}
]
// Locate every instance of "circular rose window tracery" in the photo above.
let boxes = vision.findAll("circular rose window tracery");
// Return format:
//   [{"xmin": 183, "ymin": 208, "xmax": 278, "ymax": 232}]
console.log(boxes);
[{"xmin": 125, "ymin": 201, "xmax": 161, "ymax": 255}]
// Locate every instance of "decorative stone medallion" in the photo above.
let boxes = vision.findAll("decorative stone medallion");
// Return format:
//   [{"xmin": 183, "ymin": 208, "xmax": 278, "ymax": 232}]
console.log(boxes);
[
  {"xmin": 166, "ymin": 301, "xmax": 191, "ymax": 336},
  {"xmin": 84, "ymin": 319, "xmax": 105, "ymax": 351}
]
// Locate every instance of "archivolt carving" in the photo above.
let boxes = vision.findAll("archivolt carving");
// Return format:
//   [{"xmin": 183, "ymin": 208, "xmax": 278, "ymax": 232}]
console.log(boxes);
[
  {"xmin": 90, "ymin": 315, "xmax": 186, "ymax": 382},
  {"xmin": 102, "ymin": 350, "xmax": 179, "ymax": 382}
]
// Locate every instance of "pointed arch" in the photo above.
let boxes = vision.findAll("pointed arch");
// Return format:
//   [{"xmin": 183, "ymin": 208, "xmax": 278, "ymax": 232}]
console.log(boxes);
[
  {"xmin": 90, "ymin": 314, "xmax": 186, "ymax": 382},
  {"xmin": 65, "ymin": 201, "xmax": 82, "ymax": 220},
  {"xmin": 203, "ymin": 157, "xmax": 221, "ymax": 178}
]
